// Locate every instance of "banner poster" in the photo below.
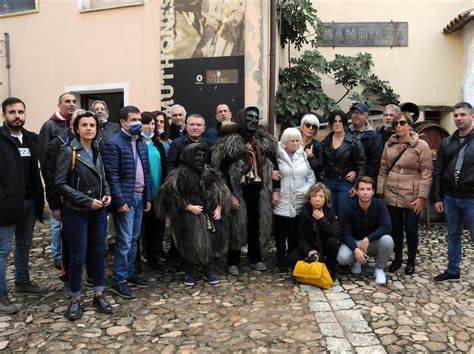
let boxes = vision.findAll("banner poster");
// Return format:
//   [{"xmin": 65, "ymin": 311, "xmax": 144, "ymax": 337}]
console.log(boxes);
[{"xmin": 161, "ymin": 0, "xmax": 245, "ymax": 128}]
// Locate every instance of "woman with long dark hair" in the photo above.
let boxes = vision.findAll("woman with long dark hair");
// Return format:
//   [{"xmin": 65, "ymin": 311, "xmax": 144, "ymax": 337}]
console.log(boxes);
[
  {"xmin": 55, "ymin": 111, "xmax": 112, "ymax": 320},
  {"xmin": 320, "ymin": 111, "xmax": 366, "ymax": 217},
  {"xmin": 152, "ymin": 111, "xmax": 172, "ymax": 154}
]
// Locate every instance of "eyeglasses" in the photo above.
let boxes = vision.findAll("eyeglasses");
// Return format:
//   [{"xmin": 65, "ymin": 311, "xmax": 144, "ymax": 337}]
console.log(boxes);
[
  {"xmin": 304, "ymin": 123, "xmax": 318, "ymax": 130},
  {"xmin": 394, "ymin": 120, "xmax": 408, "ymax": 127},
  {"xmin": 76, "ymin": 111, "xmax": 96, "ymax": 119}
]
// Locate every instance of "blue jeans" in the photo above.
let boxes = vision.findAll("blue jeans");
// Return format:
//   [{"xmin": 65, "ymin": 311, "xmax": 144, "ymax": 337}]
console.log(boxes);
[
  {"xmin": 113, "ymin": 194, "xmax": 144, "ymax": 284},
  {"xmin": 50, "ymin": 217, "xmax": 62, "ymax": 261},
  {"xmin": 0, "ymin": 199, "xmax": 36, "ymax": 296},
  {"xmin": 323, "ymin": 178, "xmax": 353, "ymax": 217},
  {"xmin": 444, "ymin": 195, "xmax": 474, "ymax": 274},
  {"xmin": 63, "ymin": 207, "xmax": 107, "ymax": 297}
]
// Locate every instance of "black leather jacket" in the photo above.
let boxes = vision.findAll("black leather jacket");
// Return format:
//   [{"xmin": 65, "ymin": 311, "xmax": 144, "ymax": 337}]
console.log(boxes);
[
  {"xmin": 41, "ymin": 128, "xmax": 74, "ymax": 210},
  {"xmin": 319, "ymin": 132, "xmax": 366, "ymax": 182},
  {"xmin": 433, "ymin": 130, "xmax": 474, "ymax": 200},
  {"xmin": 55, "ymin": 138, "xmax": 110, "ymax": 211}
]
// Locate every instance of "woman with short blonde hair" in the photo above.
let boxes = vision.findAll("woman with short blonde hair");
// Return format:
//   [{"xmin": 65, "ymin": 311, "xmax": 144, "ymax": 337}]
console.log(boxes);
[{"xmin": 273, "ymin": 127, "xmax": 315, "ymax": 271}]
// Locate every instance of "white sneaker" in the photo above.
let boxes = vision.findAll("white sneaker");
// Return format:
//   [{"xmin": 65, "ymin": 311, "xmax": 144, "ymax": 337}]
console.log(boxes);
[
  {"xmin": 374, "ymin": 268, "xmax": 387, "ymax": 285},
  {"xmin": 351, "ymin": 262, "xmax": 362, "ymax": 274}
]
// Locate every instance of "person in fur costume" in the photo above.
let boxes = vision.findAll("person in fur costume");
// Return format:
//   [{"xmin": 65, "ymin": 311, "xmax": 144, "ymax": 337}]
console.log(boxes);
[
  {"xmin": 211, "ymin": 106, "xmax": 279, "ymax": 275},
  {"xmin": 156, "ymin": 143, "xmax": 230, "ymax": 286}
]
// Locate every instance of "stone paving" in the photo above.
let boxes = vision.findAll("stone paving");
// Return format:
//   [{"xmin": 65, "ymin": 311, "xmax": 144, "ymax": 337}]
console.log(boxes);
[{"xmin": 0, "ymin": 222, "xmax": 472, "ymax": 352}]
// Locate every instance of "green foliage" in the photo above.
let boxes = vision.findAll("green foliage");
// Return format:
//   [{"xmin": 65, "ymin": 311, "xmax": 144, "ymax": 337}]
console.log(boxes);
[
  {"xmin": 277, "ymin": 0, "xmax": 323, "ymax": 50},
  {"xmin": 276, "ymin": 0, "xmax": 400, "ymax": 127},
  {"xmin": 275, "ymin": 51, "xmax": 337, "ymax": 126}
]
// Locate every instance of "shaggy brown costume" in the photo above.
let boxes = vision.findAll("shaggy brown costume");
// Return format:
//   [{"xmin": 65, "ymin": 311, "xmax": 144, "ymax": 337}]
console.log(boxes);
[
  {"xmin": 156, "ymin": 144, "xmax": 231, "ymax": 265},
  {"xmin": 211, "ymin": 107, "xmax": 278, "ymax": 252}
]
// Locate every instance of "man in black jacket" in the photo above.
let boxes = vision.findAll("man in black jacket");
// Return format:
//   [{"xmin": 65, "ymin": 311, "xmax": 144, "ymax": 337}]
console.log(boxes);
[
  {"xmin": 169, "ymin": 104, "xmax": 187, "ymax": 140},
  {"xmin": 0, "ymin": 97, "xmax": 47, "ymax": 314},
  {"xmin": 337, "ymin": 176, "xmax": 393, "ymax": 285},
  {"xmin": 433, "ymin": 102, "xmax": 474, "ymax": 283},
  {"xmin": 39, "ymin": 92, "xmax": 77, "ymax": 270},
  {"xmin": 166, "ymin": 114, "xmax": 210, "ymax": 175},
  {"xmin": 348, "ymin": 103, "xmax": 381, "ymax": 180}
]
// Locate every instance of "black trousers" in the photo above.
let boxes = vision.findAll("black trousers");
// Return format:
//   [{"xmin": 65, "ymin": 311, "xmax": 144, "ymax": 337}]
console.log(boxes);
[
  {"xmin": 273, "ymin": 215, "xmax": 298, "ymax": 264},
  {"xmin": 228, "ymin": 184, "xmax": 262, "ymax": 265},
  {"xmin": 387, "ymin": 205, "xmax": 420, "ymax": 262},
  {"xmin": 141, "ymin": 204, "xmax": 166, "ymax": 261},
  {"xmin": 288, "ymin": 237, "xmax": 339, "ymax": 271}
]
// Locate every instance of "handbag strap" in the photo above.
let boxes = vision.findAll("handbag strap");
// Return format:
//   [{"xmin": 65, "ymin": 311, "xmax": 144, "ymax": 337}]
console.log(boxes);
[
  {"xmin": 446, "ymin": 134, "xmax": 472, "ymax": 168},
  {"xmin": 386, "ymin": 144, "xmax": 409, "ymax": 174}
]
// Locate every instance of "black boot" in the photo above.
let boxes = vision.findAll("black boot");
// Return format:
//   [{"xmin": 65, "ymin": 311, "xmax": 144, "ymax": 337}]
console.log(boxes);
[
  {"xmin": 405, "ymin": 260, "xmax": 415, "ymax": 275},
  {"xmin": 388, "ymin": 258, "xmax": 403, "ymax": 273}
]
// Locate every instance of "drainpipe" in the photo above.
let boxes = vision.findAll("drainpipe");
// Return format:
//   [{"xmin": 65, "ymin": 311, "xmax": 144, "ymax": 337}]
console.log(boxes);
[
  {"xmin": 2, "ymin": 33, "xmax": 11, "ymax": 97},
  {"xmin": 268, "ymin": 0, "xmax": 277, "ymax": 135}
]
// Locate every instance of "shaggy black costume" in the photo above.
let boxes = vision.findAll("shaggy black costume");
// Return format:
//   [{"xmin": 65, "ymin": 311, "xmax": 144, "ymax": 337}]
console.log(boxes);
[
  {"xmin": 156, "ymin": 143, "xmax": 231, "ymax": 266},
  {"xmin": 212, "ymin": 107, "xmax": 278, "ymax": 266}
]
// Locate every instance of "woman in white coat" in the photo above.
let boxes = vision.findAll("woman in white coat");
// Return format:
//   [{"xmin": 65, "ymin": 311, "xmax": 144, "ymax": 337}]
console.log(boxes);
[{"xmin": 273, "ymin": 128, "xmax": 316, "ymax": 271}]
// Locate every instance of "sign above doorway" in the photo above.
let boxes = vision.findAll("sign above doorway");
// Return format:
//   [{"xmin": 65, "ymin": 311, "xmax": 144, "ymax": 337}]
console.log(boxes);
[{"xmin": 320, "ymin": 22, "xmax": 408, "ymax": 47}]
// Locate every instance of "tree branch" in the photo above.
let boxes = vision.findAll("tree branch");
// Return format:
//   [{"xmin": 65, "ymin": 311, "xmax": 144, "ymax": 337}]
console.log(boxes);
[{"xmin": 336, "ymin": 88, "xmax": 352, "ymax": 104}]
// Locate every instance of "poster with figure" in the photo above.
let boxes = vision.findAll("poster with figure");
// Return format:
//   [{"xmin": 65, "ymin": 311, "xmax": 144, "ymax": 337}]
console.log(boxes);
[
  {"xmin": 0, "ymin": 0, "xmax": 37, "ymax": 17},
  {"xmin": 161, "ymin": 0, "xmax": 245, "ymax": 125},
  {"xmin": 172, "ymin": 0, "xmax": 244, "ymax": 59}
]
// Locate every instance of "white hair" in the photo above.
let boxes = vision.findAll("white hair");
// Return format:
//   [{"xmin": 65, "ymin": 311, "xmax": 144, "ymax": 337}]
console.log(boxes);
[
  {"xmin": 300, "ymin": 113, "xmax": 320, "ymax": 130},
  {"xmin": 280, "ymin": 127, "xmax": 302, "ymax": 146},
  {"xmin": 170, "ymin": 104, "xmax": 187, "ymax": 116}
]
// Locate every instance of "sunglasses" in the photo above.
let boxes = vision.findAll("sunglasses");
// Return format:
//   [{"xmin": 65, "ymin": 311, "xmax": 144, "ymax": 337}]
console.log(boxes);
[
  {"xmin": 393, "ymin": 120, "xmax": 408, "ymax": 127},
  {"xmin": 304, "ymin": 123, "xmax": 318, "ymax": 130}
]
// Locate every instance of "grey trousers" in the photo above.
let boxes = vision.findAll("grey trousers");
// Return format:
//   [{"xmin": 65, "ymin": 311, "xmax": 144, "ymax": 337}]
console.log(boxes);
[{"xmin": 337, "ymin": 235, "xmax": 394, "ymax": 269}]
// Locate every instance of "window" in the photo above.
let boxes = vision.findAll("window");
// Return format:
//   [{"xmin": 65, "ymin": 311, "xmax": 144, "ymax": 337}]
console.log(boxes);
[{"xmin": 0, "ymin": 0, "xmax": 38, "ymax": 18}]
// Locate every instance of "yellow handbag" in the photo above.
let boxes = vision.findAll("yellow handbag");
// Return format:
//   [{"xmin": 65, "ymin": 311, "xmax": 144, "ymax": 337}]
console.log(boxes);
[{"xmin": 293, "ymin": 256, "xmax": 334, "ymax": 289}]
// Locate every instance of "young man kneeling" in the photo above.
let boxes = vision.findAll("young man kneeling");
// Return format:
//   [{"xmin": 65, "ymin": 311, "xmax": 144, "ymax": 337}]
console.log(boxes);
[{"xmin": 337, "ymin": 176, "xmax": 394, "ymax": 284}]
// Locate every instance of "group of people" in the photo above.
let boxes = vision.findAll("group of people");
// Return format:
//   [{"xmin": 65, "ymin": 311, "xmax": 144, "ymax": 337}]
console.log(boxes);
[{"xmin": 0, "ymin": 94, "xmax": 472, "ymax": 322}]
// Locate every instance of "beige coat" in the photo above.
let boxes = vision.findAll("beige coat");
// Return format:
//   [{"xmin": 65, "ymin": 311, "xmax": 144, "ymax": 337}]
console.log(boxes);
[{"xmin": 377, "ymin": 131, "xmax": 432, "ymax": 209}]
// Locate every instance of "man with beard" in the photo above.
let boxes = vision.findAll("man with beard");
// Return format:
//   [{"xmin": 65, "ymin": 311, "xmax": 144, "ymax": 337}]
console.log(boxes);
[
  {"xmin": 212, "ymin": 106, "xmax": 279, "ymax": 275},
  {"xmin": 91, "ymin": 100, "xmax": 120, "ymax": 144},
  {"xmin": 156, "ymin": 143, "xmax": 230, "ymax": 286},
  {"xmin": 0, "ymin": 98, "xmax": 47, "ymax": 314},
  {"xmin": 376, "ymin": 104, "xmax": 401, "ymax": 151}
]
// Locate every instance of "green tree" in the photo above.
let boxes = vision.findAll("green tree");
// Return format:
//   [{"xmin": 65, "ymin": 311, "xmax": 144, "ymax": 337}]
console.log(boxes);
[{"xmin": 276, "ymin": 0, "xmax": 399, "ymax": 126}]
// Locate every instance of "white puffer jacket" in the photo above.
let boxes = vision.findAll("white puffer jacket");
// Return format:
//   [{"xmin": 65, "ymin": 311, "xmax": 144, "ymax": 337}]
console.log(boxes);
[{"xmin": 273, "ymin": 143, "xmax": 316, "ymax": 218}]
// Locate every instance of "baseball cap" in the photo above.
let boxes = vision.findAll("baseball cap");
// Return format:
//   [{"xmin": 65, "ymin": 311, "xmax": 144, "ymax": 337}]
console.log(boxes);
[{"xmin": 350, "ymin": 103, "xmax": 370, "ymax": 114}]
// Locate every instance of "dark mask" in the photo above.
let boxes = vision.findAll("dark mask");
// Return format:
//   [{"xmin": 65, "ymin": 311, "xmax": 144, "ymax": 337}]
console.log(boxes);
[
  {"xmin": 181, "ymin": 143, "xmax": 208, "ymax": 174},
  {"xmin": 245, "ymin": 109, "xmax": 259, "ymax": 134},
  {"xmin": 194, "ymin": 149, "xmax": 206, "ymax": 173}
]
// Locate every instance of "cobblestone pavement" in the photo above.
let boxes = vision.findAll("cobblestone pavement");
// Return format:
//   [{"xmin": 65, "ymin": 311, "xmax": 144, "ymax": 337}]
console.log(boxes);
[{"xmin": 0, "ymin": 222, "xmax": 472, "ymax": 352}]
